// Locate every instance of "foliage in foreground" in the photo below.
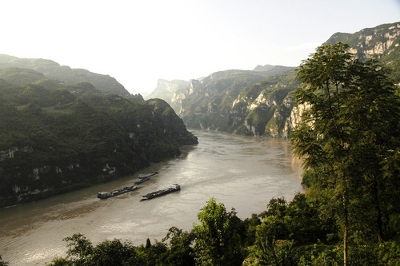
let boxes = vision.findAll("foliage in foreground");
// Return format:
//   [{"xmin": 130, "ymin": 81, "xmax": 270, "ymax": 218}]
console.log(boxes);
[
  {"xmin": 45, "ymin": 194, "xmax": 400, "ymax": 266},
  {"xmin": 292, "ymin": 42, "xmax": 400, "ymax": 265},
  {"xmin": 0, "ymin": 256, "xmax": 8, "ymax": 266}
]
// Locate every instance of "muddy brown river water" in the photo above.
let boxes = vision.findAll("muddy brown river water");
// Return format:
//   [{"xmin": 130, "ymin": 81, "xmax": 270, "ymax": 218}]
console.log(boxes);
[{"xmin": 0, "ymin": 130, "xmax": 304, "ymax": 265}]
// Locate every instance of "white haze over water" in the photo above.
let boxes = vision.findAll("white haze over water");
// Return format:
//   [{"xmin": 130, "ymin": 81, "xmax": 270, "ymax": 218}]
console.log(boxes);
[{"xmin": 1, "ymin": 0, "xmax": 400, "ymax": 95}]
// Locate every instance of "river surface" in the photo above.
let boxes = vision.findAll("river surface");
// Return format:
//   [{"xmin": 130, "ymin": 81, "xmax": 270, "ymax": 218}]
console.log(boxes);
[{"xmin": 0, "ymin": 130, "xmax": 304, "ymax": 265}]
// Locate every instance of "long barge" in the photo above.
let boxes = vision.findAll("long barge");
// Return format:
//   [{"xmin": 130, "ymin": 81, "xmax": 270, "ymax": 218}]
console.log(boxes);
[
  {"xmin": 140, "ymin": 184, "xmax": 180, "ymax": 201},
  {"xmin": 134, "ymin": 171, "xmax": 159, "ymax": 185},
  {"xmin": 138, "ymin": 171, "xmax": 159, "ymax": 178},
  {"xmin": 97, "ymin": 185, "xmax": 139, "ymax": 199}
]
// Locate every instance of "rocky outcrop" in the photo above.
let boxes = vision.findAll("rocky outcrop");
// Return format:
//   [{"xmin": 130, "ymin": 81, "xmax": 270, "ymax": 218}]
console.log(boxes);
[
  {"xmin": 146, "ymin": 79, "xmax": 190, "ymax": 111},
  {"xmin": 176, "ymin": 69, "xmax": 298, "ymax": 137}
]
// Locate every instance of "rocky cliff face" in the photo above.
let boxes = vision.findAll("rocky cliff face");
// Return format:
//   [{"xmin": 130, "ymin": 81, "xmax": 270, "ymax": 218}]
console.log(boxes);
[
  {"xmin": 177, "ymin": 69, "xmax": 298, "ymax": 137},
  {"xmin": 146, "ymin": 79, "xmax": 190, "ymax": 111},
  {"xmin": 324, "ymin": 22, "xmax": 400, "ymax": 61}
]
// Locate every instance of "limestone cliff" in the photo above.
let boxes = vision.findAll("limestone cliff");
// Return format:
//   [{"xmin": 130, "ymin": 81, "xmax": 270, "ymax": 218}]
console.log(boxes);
[
  {"xmin": 146, "ymin": 79, "xmax": 190, "ymax": 111},
  {"xmin": 324, "ymin": 22, "xmax": 400, "ymax": 61},
  {"xmin": 178, "ymin": 69, "xmax": 298, "ymax": 137}
]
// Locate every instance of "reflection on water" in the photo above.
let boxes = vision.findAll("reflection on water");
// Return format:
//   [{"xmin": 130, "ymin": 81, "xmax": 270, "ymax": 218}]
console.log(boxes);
[{"xmin": 0, "ymin": 130, "xmax": 303, "ymax": 265}]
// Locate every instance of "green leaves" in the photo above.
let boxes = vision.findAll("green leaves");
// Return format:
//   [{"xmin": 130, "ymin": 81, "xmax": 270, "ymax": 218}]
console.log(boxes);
[
  {"xmin": 292, "ymin": 42, "xmax": 400, "ymax": 264},
  {"xmin": 193, "ymin": 198, "xmax": 245, "ymax": 266}
]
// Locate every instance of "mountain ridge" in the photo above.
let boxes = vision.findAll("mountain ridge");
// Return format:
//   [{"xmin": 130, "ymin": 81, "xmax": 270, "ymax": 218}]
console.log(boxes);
[{"xmin": 0, "ymin": 54, "xmax": 130, "ymax": 96}]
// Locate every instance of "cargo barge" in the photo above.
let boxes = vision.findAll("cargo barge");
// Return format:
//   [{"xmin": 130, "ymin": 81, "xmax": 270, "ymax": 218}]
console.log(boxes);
[
  {"xmin": 140, "ymin": 184, "xmax": 180, "ymax": 201},
  {"xmin": 97, "ymin": 185, "xmax": 139, "ymax": 199}
]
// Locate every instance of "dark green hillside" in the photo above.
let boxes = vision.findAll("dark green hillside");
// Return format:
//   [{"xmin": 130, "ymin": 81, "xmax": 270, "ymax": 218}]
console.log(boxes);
[
  {"xmin": 0, "ymin": 76, "xmax": 197, "ymax": 207},
  {"xmin": 0, "ymin": 54, "xmax": 130, "ymax": 96},
  {"xmin": 0, "ymin": 67, "xmax": 45, "ymax": 85},
  {"xmin": 253, "ymin": 64, "xmax": 294, "ymax": 74},
  {"xmin": 148, "ymin": 98, "xmax": 199, "ymax": 145}
]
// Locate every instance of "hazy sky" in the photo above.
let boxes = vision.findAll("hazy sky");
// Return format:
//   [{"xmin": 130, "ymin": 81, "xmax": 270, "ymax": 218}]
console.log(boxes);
[{"xmin": 1, "ymin": 0, "xmax": 400, "ymax": 95}]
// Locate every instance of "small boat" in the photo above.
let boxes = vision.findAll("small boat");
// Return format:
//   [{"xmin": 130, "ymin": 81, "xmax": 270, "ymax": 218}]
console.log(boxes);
[
  {"xmin": 134, "ymin": 171, "xmax": 159, "ymax": 185},
  {"xmin": 138, "ymin": 171, "xmax": 159, "ymax": 179},
  {"xmin": 97, "ymin": 185, "xmax": 139, "ymax": 199},
  {"xmin": 134, "ymin": 176, "xmax": 151, "ymax": 185},
  {"xmin": 141, "ymin": 184, "xmax": 180, "ymax": 201}
]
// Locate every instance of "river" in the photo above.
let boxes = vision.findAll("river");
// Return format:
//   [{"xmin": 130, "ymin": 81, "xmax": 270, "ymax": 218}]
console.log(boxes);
[{"xmin": 0, "ymin": 130, "xmax": 304, "ymax": 265}]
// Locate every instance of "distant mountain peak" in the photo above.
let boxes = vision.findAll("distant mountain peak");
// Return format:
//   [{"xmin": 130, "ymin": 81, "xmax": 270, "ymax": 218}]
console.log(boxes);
[{"xmin": 253, "ymin": 64, "xmax": 295, "ymax": 72}]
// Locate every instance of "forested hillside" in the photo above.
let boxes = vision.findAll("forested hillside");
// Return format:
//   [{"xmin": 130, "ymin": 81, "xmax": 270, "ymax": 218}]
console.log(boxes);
[{"xmin": 0, "ymin": 75, "xmax": 197, "ymax": 207}]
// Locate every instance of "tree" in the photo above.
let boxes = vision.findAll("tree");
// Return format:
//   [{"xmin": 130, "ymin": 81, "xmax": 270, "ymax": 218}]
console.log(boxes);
[
  {"xmin": 248, "ymin": 217, "xmax": 295, "ymax": 266},
  {"xmin": 91, "ymin": 239, "xmax": 136, "ymax": 266},
  {"xmin": 63, "ymin": 233, "xmax": 94, "ymax": 265},
  {"xmin": 46, "ymin": 233, "xmax": 144, "ymax": 266},
  {"xmin": 160, "ymin": 227, "xmax": 195, "ymax": 266},
  {"xmin": 242, "ymin": 213, "xmax": 262, "ymax": 247},
  {"xmin": 193, "ymin": 197, "xmax": 244, "ymax": 266},
  {"xmin": 0, "ymin": 256, "xmax": 9, "ymax": 266},
  {"xmin": 291, "ymin": 42, "xmax": 400, "ymax": 265},
  {"xmin": 135, "ymin": 240, "xmax": 168, "ymax": 266}
]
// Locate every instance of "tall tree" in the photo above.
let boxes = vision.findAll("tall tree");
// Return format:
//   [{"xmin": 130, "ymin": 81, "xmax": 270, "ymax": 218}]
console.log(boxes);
[
  {"xmin": 160, "ymin": 227, "xmax": 195, "ymax": 266},
  {"xmin": 0, "ymin": 255, "xmax": 9, "ymax": 266},
  {"xmin": 193, "ymin": 198, "xmax": 244, "ymax": 266},
  {"xmin": 291, "ymin": 42, "xmax": 400, "ymax": 265}
]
